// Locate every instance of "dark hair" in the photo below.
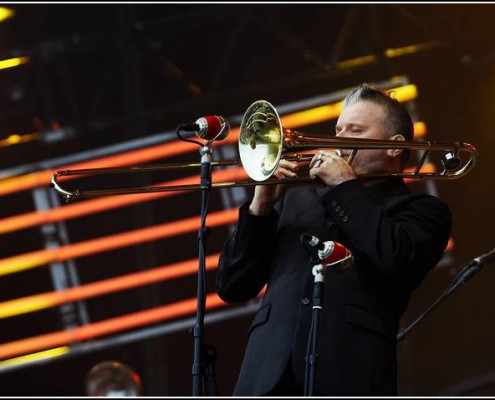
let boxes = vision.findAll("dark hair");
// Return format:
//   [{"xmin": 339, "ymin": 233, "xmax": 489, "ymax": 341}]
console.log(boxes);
[
  {"xmin": 342, "ymin": 83, "xmax": 414, "ymax": 166},
  {"xmin": 343, "ymin": 83, "xmax": 414, "ymax": 142}
]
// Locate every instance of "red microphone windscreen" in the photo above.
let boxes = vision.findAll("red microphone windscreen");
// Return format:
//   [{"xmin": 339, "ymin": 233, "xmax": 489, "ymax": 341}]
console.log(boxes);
[
  {"xmin": 201, "ymin": 115, "xmax": 223, "ymax": 140},
  {"xmin": 318, "ymin": 241, "xmax": 352, "ymax": 270},
  {"xmin": 332, "ymin": 242, "xmax": 349, "ymax": 259}
]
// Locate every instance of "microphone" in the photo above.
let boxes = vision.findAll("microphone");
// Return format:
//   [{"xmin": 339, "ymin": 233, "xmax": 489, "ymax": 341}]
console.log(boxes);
[
  {"xmin": 179, "ymin": 115, "xmax": 229, "ymax": 142},
  {"xmin": 301, "ymin": 234, "xmax": 353, "ymax": 271},
  {"xmin": 456, "ymin": 246, "xmax": 495, "ymax": 286},
  {"xmin": 469, "ymin": 247, "xmax": 495, "ymax": 267}
]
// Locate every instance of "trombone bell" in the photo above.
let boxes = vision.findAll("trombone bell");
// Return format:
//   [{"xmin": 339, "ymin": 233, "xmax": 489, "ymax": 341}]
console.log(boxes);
[
  {"xmin": 239, "ymin": 100, "xmax": 284, "ymax": 182},
  {"xmin": 50, "ymin": 99, "xmax": 479, "ymax": 202},
  {"xmin": 238, "ymin": 99, "xmax": 478, "ymax": 182}
]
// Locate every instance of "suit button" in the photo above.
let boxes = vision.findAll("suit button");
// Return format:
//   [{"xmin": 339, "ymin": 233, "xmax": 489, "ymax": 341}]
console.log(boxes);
[
  {"xmin": 335, "ymin": 205, "xmax": 341, "ymax": 212},
  {"xmin": 343, "ymin": 215, "xmax": 349, "ymax": 222},
  {"xmin": 338, "ymin": 210, "xmax": 345, "ymax": 217},
  {"xmin": 301, "ymin": 298, "xmax": 310, "ymax": 305},
  {"xmin": 330, "ymin": 200, "xmax": 337, "ymax": 207}
]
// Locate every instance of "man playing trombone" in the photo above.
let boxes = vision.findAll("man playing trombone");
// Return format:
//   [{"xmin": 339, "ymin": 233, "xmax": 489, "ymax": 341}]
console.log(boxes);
[{"xmin": 215, "ymin": 83, "xmax": 452, "ymax": 396}]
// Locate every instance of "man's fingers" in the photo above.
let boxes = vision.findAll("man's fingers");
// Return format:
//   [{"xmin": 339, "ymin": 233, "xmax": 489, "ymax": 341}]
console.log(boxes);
[{"xmin": 274, "ymin": 167, "xmax": 298, "ymax": 179}]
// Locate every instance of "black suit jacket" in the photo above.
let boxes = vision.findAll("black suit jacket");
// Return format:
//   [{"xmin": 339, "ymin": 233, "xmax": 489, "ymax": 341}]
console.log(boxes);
[{"xmin": 216, "ymin": 178, "xmax": 452, "ymax": 396}]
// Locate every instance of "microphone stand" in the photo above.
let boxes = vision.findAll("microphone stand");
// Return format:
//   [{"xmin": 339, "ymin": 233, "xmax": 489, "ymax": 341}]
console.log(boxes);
[
  {"xmin": 192, "ymin": 142, "xmax": 213, "ymax": 396},
  {"xmin": 176, "ymin": 123, "xmax": 228, "ymax": 396},
  {"xmin": 300, "ymin": 234, "xmax": 353, "ymax": 395},
  {"xmin": 304, "ymin": 262, "xmax": 325, "ymax": 396},
  {"xmin": 397, "ymin": 258, "xmax": 487, "ymax": 342},
  {"xmin": 203, "ymin": 344, "xmax": 218, "ymax": 396}
]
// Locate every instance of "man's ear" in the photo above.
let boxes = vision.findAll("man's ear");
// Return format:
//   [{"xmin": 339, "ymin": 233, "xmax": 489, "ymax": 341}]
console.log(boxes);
[{"xmin": 387, "ymin": 134, "xmax": 406, "ymax": 158}]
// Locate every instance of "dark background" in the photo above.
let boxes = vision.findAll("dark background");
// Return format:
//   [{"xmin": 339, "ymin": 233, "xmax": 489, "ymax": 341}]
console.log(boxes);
[{"xmin": 0, "ymin": 3, "xmax": 494, "ymax": 396}]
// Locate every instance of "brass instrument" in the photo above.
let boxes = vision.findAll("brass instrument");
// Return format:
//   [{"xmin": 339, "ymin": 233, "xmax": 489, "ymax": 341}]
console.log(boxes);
[{"xmin": 51, "ymin": 100, "xmax": 478, "ymax": 201}]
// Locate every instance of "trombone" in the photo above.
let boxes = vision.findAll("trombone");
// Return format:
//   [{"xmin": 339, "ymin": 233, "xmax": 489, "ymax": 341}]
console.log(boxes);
[{"xmin": 51, "ymin": 100, "xmax": 478, "ymax": 202}]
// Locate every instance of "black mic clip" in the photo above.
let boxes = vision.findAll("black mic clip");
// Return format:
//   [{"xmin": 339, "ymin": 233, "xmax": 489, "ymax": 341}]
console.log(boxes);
[
  {"xmin": 178, "ymin": 123, "xmax": 200, "ymax": 132},
  {"xmin": 456, "ymin": 247, "xmax": 495, "ymax": 286},
  {"xmin": 300, "ymin": 233, "xmax": 322, "ymax": 265}
]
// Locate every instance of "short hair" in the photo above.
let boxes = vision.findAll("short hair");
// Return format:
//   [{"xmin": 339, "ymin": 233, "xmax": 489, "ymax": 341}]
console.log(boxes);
[
  {"xmin": 343, "ymin": 83, "xmax": 414, "ymax": 164},
  {"xmin": 343, "ymin": 83, "xmax": 414, "ymax": 141}
]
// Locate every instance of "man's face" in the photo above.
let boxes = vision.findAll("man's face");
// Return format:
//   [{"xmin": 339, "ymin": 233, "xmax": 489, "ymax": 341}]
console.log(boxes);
[{"xmin": 335, "ymin": 100, "xmax": 396, "ymax": 175}]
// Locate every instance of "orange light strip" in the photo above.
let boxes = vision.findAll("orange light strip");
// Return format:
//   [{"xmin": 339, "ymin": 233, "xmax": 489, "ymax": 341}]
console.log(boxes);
[
  {"xmin": 0, "ymin": 286, "xmax": 267, "ymax": 365},
  {"xmin": 0, "ymin": 84, "xmax": 416, "ymax": 198},
  {"xmin": 0, "ymin": 56, "xmax": 28, "ymax": 71},
  {"xmin": 0, "ymin": 208, "xmax": 238, "ymax": 277},
  {"xmin": 0, "ymin": 347, "xmax": 70, "ymax": 368},
  {"xmin": 335, "ymin": 54, "xmax": 378, "ymax": 70},
  {"xmin": 280, "ymin": 103, "xmax": 343, "ymax": 127},
  {"xmin": 404, "ymin": 162, "xmax": 436, "ymax": 184},
  {"xmin": 0, "ymin": 167, "xmax": 248, "ymax": 235},
  {"xmin": 0, "ymin": 254, "xmax": 220, "ymax": 319},
  {"xmin": 385, "ymin": 41, "xmax": 439, "ymax": 58},
  {"xmin": 0, "ymin": 139, "xmax": 207, "ymax": 198},
  {"xmin": 405, "ymin": 162, "xmax": 436, "ymax": 174},
  {"xmin": 413, "ymin": 121, "xmax": 426, "ymax": 138},
  {"xmin": 0, "ymin": 131, "xmax": 41, "ymax": 148},
  {"xmin": 0, "ymin": 292, "xmax": 227, "ymax": 360}
]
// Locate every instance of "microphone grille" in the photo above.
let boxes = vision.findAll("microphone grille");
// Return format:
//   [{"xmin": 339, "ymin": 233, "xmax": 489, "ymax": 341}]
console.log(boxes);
[{"xmin": 196, "ymin": 115, "xmax": 229, "ymax": 141}]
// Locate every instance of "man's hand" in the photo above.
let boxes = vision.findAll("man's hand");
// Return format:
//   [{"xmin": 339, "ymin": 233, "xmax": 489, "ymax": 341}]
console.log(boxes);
[
  {"xmin": 309, "ymin": 151, "xmax": 356, "ymax": 187},
  {"xmin": 249, "ymin": 159, "xmax": 299, "ymax": 216}
]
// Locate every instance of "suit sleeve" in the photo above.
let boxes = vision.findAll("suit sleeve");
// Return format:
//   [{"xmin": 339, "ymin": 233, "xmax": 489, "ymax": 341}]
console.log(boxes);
[
  {"xmin": 216, "ymin": 202, "xmax": 279, "ymax": 303},
  {"xmin": 323, "ymin": 179, "xmax": 452, "ymax": 283}
]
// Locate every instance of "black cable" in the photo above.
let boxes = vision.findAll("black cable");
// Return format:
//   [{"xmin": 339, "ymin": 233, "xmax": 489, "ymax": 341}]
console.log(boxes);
[{"xmin": 176, "ymin": 125, "xmax": 203, "ymax": 147}]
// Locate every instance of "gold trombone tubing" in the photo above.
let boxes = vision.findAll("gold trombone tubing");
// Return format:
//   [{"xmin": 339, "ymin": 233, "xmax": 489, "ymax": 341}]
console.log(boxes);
[
  {"xmin": 51, "ymin": 99, "xmax": 478, "ymax": 202},
  {"xmin": 50, "ymin": 136, "xmax": 478, "ymax": 202},
  {"xmin": 50, "ymin": 160, "xmax": 244, "ymax": 200}
]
